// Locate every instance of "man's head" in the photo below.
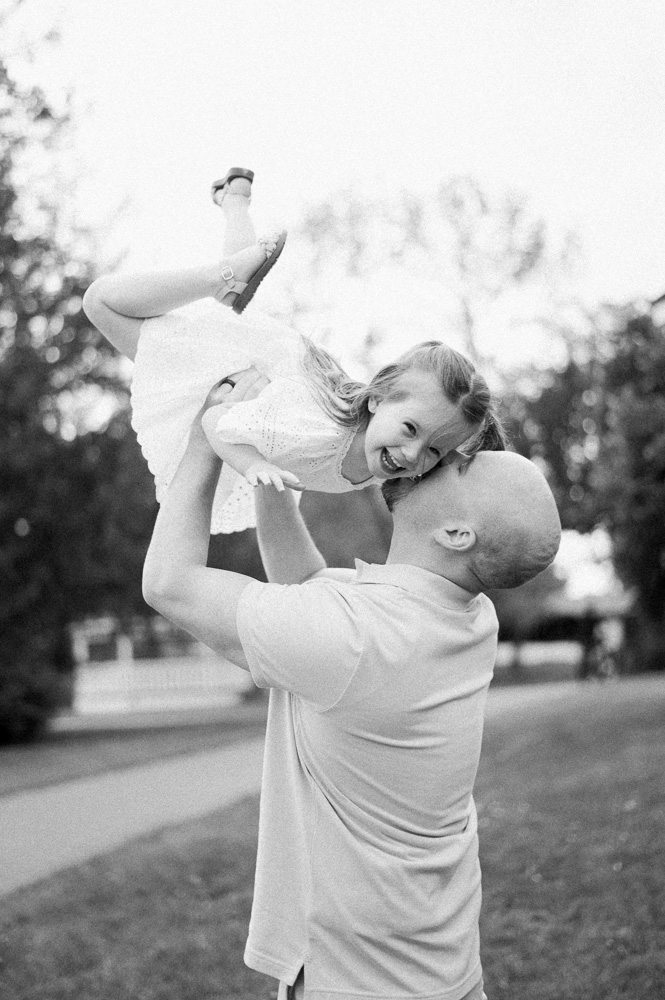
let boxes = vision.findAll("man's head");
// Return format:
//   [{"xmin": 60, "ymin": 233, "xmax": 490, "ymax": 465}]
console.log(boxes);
[{"xmin": 383, "ymin": 450, "xmax": 561, "ymax": 592}]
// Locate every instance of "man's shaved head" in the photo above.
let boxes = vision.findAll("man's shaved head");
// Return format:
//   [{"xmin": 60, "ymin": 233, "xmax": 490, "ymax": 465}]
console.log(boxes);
[{"xmin": 385, "ymin": 450, "xmax": 561, "ymax": 591}]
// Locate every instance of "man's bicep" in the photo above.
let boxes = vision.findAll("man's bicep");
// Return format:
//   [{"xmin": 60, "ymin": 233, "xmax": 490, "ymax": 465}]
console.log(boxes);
[{"xmin": 151, "ymin": 567, "xmax": 253, "ymax": 671}]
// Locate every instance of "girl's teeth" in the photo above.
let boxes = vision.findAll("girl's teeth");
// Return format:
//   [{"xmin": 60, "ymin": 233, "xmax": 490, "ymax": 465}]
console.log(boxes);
[{"xmin": 383, "ymin": 450, "xmax": 401, "ymax": 472}]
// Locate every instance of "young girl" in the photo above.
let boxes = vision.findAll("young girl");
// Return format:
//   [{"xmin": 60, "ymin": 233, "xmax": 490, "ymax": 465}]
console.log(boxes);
[{"xmin": 84, "ymin": 169, "xmax": 505, "ymax": 534}]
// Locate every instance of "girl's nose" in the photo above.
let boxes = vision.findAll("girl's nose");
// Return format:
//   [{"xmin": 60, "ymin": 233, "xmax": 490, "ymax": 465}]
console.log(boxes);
[{"xmin": 402, "ymin": 442, "xmax": 422, "ymax": 468}]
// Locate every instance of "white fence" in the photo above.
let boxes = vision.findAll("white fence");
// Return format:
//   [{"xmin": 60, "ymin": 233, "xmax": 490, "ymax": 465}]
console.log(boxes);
[
  {"xmin": 73, "ymin": 656, "xmax": 254, "ymax": 715},
  {"xmin": 70, "ymin": 627, "xmax": 586, "ymax": 717}
]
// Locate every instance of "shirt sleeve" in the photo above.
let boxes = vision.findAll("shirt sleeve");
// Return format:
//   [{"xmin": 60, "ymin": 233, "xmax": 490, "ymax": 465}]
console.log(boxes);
[{"xmin": 236, "ymin": 578, "xmax": 364, "ymax": 710}]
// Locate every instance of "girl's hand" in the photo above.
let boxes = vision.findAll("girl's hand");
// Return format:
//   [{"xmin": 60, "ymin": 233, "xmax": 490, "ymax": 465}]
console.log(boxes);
[{"xmin": 245, "ymin": 461, "xmax": 305, "ymax": 492}]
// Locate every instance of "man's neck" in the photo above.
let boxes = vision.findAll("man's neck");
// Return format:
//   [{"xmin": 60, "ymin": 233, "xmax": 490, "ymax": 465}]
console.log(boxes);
[{"xmin": 385, "ymin": 538, "xmax": 480, "ymax": 596}]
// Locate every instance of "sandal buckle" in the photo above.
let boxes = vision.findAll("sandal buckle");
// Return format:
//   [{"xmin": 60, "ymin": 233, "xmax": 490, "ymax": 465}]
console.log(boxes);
[{"xmin": 220, "ymin": 266, "xmax": 234, "ymax": 282}]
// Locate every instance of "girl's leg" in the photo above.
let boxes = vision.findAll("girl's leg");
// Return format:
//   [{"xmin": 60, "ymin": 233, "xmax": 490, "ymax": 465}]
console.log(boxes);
[
  {"xmin": 83, "ymin": 242, "xmax": 268, "ymax": 361},
  {"xmin": 83, "ymin": 173, "xmax": 265, "ymax": 361},
  {"xmin": 214, "ymin": 176, "xmax": 257, "ymax": 255}
]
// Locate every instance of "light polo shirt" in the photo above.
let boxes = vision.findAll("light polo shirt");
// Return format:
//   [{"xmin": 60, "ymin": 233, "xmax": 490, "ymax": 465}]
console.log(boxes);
[{"xmin": 236, "ymin": 560, "xmax": 498, "ymax": 1000}]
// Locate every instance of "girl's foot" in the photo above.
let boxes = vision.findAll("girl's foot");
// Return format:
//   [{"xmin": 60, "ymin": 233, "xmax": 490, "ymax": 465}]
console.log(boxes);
[
  {"xmin": 214, "ymin": 231, "xmax": 286, "ymax": 314},
  {"xmin": 213, "ymin": 176, "xmax": 252, "ymax": 210},
  {"xmin": 213, "ymin": 168, "xmax": 256, "ymax": 255},
  {"xmin": 211, "ymin": 167, "xmax": 254, "ymax": 208}
]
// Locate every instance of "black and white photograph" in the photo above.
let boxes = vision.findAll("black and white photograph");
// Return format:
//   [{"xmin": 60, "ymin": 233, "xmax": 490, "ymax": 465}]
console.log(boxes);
[{"xmin": 1, "ymin": 2, "xmax": 664, "ymax": 998}]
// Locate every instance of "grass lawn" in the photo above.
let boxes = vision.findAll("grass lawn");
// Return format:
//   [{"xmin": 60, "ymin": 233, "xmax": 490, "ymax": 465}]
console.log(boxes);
[{"xmin": 1, "ymin": 677, "xmax": 664, "ymax": 999}]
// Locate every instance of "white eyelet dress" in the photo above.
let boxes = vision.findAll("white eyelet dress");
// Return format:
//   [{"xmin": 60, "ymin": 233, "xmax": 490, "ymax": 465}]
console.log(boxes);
[{"xmin": 130, "ymin": 301, "xmax": 379, "ymax": 534}]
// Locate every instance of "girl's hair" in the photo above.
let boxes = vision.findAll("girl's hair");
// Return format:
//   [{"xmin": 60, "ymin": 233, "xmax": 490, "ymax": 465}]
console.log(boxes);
[
  {"xmin": 462, "ymin": 408, "xmax": 508, "ymax": 455},
  {"xmin": 301, "ymin": 336, "xmax": 506, "ymax": 449}
]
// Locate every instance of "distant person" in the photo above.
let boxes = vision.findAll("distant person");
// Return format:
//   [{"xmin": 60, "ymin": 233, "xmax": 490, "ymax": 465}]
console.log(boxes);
[
  {"xmin": 137, "ymin": 363, "xmax": 561, "ymax": 1000},
  {"xmin": 83, "ymin": 168, "xmax": 505, "ymax": 534}
]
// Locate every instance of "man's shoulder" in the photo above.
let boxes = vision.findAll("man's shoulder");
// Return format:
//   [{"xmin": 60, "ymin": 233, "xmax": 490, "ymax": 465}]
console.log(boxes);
[{"xmin": 239, "ymin": 573, "xmax": 362, "ymax": 629}]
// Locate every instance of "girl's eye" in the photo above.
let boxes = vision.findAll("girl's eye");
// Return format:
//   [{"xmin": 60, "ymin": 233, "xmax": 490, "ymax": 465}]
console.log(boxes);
[
  {"xmin": 429, "ymin": 448, "xmax": 441, "ymax": 458},
  {"xmin": 404, "ymin": 423, "xmax": 416, "ymax": 435}
]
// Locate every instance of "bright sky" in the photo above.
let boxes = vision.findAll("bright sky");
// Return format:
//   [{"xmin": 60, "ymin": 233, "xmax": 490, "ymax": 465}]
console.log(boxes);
[{"xmin": 8, "ymin": 0, "xmax": 665, "ymax": 302}]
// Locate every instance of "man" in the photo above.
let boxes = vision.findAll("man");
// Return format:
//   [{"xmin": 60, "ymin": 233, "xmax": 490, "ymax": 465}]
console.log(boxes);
[{"xmin": 141, "ymin": 373, "xmax": 561, "ymax": 1000}]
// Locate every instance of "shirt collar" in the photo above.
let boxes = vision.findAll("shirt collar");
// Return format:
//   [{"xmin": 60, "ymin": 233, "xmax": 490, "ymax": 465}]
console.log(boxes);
[{"xmin": 353, "ymin": 559, "xmax": 479, "ymax": 611}]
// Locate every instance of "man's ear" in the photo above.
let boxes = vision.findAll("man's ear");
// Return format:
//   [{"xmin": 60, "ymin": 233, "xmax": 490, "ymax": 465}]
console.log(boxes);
[
  {"xmin": 433, "ymin": 523, "xmax": 476, "ymax": 553},
  {"xmin": 368, "ymin": 397, "xmax": 378, "ymax": 413}
]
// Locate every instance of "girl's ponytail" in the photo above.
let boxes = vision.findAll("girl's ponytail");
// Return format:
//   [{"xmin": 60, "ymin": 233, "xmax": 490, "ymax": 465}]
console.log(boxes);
[{"xmin": 464, "ymin": 407, "xmax": 508, "ymax": 455}]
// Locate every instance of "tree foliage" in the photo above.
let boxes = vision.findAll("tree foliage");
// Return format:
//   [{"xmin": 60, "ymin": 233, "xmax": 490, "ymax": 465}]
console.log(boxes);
[
  {"xmin": 0, "ymin": 43, "xmax": 156, "ymax": 740},
  {"xmin": 505, "ymin": 309, "xmax": 665, "ymax": 669}
]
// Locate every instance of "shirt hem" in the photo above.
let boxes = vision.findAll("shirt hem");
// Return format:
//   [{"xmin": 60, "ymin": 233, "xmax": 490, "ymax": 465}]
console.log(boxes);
[
  {"xmin": 244, "ymin": 945, "xmax": 303, "ymax": 985},
  {"xmin": 303, "ymin": 961, "xmax": 482, "ymax": 999},
  {"xmin": 246, "ymin": 957, "xmax": 483, "ymax": 1000}
]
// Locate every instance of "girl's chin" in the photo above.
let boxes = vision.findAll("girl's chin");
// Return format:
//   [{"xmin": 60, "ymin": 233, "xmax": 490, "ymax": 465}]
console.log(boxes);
[{"xmin": 375, "ymin": 468, "xmax": 409, "ymax": 482}]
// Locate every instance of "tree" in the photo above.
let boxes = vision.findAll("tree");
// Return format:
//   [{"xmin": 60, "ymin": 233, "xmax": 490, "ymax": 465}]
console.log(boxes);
[
  {"xmin": 593, "ymin": 312, "xmax": 665, "ymax": 669},
  {"xmin": 0, "ymin": 33, "xmax": 156, "ymax": 740},
  {"xmin": 489, "ymin": 565, "xmax": 566, "ymax": 677},
  {"xmin": 505, "ymin": 308, "xmax": 665, "ymax": 671}
]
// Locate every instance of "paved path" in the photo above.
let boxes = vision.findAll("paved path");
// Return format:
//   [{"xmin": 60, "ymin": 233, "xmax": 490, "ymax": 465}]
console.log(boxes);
[{"xmin": 0, "ymin": 736, "xmax": 265, "ymax": 897}]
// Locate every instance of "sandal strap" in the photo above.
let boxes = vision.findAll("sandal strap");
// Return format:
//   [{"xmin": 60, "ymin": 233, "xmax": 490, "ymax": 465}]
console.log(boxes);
[
  {"xmin": 213, "ymin": 265, "xmax": 248, "ymax": 302},
  {"xmin": 211, "ymin": 167, "xmax": 255, "ymax": 193},
  {"xmin": 214, "ymin": 232, "xmax": 285, "ymax": 304}
]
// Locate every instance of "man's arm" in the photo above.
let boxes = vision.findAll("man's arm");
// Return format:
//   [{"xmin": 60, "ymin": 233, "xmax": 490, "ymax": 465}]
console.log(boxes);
[{"xmin": 142, "ymin": 384, "xmax": 255, "ymax": 669}]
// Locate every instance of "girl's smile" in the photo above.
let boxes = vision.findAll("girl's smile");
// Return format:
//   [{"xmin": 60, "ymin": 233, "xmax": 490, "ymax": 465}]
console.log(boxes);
[{"xmin": 343, "ymin": 369, "xmax": 477, "ymax": 484}]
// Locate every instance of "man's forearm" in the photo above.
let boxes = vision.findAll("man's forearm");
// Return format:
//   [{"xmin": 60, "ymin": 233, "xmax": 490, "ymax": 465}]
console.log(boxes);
[
  {"xmin": 141, "ymin": 418, "xmax": 252, "ymax": 667},
  {"xmin": 254, "ymin": 487, "xmax": 326, "ymax": 585},
  {"xmin": 143, "ymin": 423, "xmax": 221, "ymax": 600}
]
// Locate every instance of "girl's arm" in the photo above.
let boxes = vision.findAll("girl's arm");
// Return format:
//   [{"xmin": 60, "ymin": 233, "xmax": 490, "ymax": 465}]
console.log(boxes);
[
  {"xmin": 83, "ymin": 262, "xmax": 224, "ymax": 361},
  {"xmin": 201, "ymin": 405, "xmax": 305, "ymax": 492},
  {"xmin": 209, "ymin": 439, "xmax": 305, "ymax": 492}
]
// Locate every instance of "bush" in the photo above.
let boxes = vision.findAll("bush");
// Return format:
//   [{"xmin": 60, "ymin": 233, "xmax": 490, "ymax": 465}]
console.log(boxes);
[
  {"xmin": 0, "ymin": 660, "xmax": 72, "ymax": 744},
  {"xmin": 0, "ymin": 623, "xmax": 74, "ymax": 744}
]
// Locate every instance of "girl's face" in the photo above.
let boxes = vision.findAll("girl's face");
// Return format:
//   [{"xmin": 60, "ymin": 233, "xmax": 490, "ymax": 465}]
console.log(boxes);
[{"xmin": 363, "ymin": 369, "xmax": 475, "ymax": 480}]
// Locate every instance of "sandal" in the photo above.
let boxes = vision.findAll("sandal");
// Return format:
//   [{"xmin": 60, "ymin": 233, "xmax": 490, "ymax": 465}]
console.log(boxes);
[
  {"xmin": 211, "ymin": 167, "xmax": 254, "ymax": 204},
  {"xmin": 214, "ymin": 231, "xmax": 287, "ymax": 314}
]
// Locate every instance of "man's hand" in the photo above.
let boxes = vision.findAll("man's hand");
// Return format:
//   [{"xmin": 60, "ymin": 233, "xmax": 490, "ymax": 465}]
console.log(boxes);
[
  {"xmin": 200, "ymin": 368, "xmax": 270, "ymax": 415},
  {"xmin": 195, "ymin": 368, "xmax": 271, "ymax": 457},
  {"xmin": 198, "ymin": 369, "xmax": 303, "ymax": 490}
]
